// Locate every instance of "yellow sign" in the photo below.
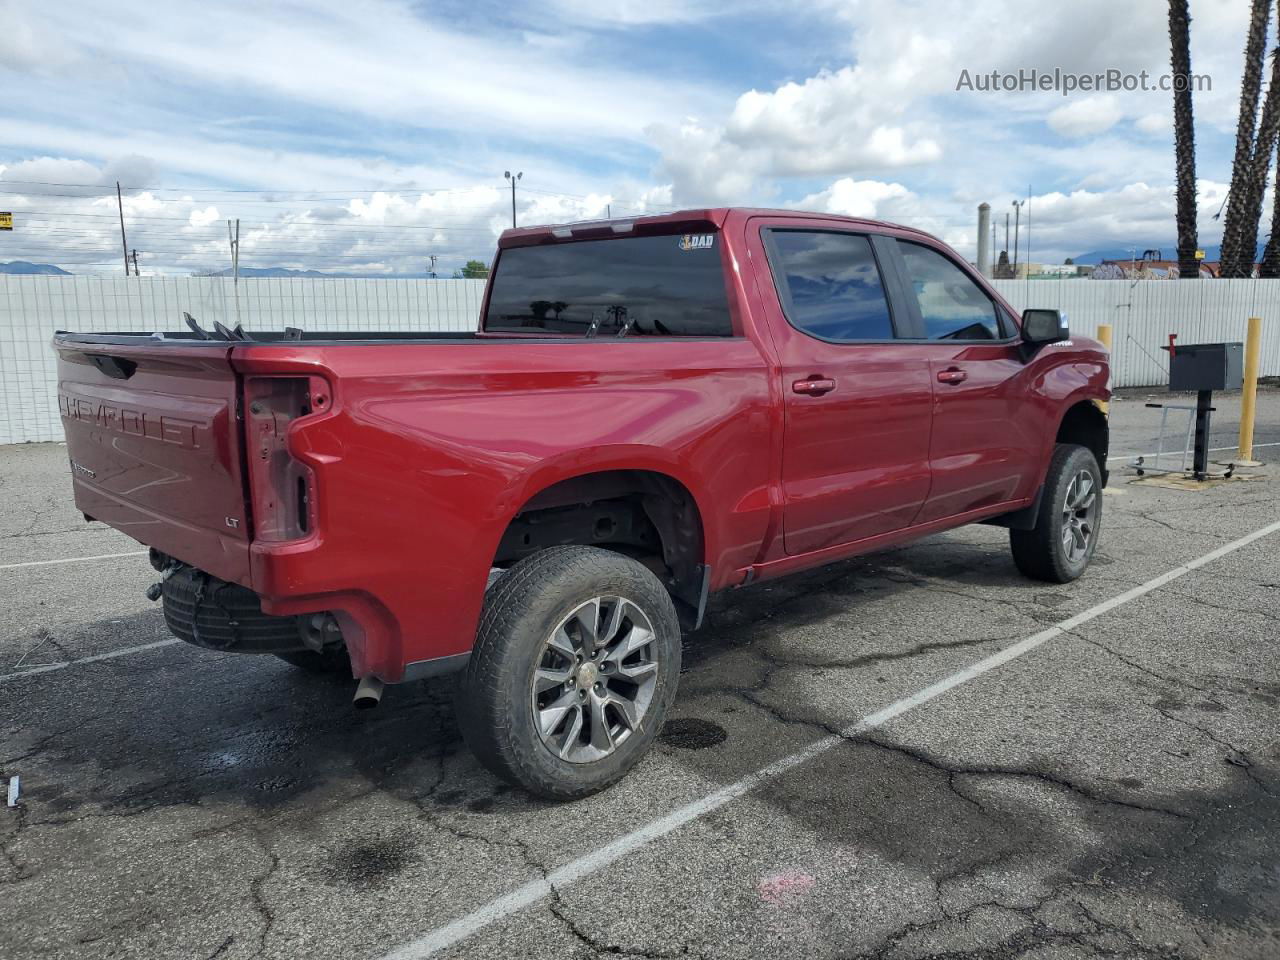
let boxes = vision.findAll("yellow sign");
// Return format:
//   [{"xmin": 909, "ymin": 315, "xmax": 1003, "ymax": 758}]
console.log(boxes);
[
  {"xmin": 1195, "ymin": 249, "xmax": 1205, "ymax": 260},
  {"xmin": 0, "ymin": 212, "xmax": 11, "ymax": 231}
]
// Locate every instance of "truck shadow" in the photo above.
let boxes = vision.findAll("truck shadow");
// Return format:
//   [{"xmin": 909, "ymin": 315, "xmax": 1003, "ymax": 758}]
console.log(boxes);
[{"xmin": 8, "ymin": 536, "xmax": 1110, "ymax": 826}]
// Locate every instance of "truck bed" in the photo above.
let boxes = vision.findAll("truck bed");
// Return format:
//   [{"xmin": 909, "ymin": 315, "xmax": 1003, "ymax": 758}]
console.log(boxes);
[{"xmin": 52, "ymin": 327, "xmax": 772, "ymax": 681}]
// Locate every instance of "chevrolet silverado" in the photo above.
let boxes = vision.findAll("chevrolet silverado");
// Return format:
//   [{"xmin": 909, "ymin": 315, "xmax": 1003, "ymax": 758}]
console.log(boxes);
[{"xmin": 53, "ymin": 208, "xmax": 1109, "ymax": 798}]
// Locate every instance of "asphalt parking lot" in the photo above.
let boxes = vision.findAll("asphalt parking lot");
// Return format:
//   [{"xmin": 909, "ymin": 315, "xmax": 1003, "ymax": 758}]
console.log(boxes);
[{"xmin": 2, "ymin": 389, "xmax": 1279, "ymax": 960}]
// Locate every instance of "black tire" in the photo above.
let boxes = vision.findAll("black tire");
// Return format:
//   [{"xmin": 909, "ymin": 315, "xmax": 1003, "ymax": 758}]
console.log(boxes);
[
  {"xmin": 1010, "ymin": 443, "xmax": 1103, "ymax": 583},
  {"xmin": 273, "ymin": 646, "xmax": 351, "ymax": 676},
  {"xmin": 454, "ymin": 546, "xmax": 682, "ymax": 800}
]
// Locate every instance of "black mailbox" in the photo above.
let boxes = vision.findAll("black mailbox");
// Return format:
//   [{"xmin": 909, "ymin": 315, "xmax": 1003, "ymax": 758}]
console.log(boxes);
[{"xmin": 1167, "ymin": 342, "xmax": 1243, "ymax": 392}]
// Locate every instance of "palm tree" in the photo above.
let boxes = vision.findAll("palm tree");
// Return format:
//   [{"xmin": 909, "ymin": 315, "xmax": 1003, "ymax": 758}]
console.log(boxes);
[
  {"xmin": 1170, "ymin": 0, "xmax": 1200, "ymax": 279},
  {"xmin": 1232, "ymin": 42, "xmax": 1280, "ymax": 278},
  {"xmin": 1219, "ymin": 0, "xmax": 1272, "ymax": 277},
  {"xmin": 1260, "ymin": 153, "xmax": 1280, "ymax": 276}
]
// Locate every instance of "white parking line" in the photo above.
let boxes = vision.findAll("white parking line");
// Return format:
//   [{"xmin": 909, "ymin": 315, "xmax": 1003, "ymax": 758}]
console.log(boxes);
[
  {"xmin": 0, "ymin": 639, "xmax": 180, "ymax": 682},
  {"xmin": 1107, "ymin": 440, "xmax": 1280, "ymax": 463},
  {"xmin": 0, "ymin": 551, "xmax": 148, "ymax": 572},
  {"xmin": 381, "ymin": 517, "xmax": 1280, "ymax": 960}
]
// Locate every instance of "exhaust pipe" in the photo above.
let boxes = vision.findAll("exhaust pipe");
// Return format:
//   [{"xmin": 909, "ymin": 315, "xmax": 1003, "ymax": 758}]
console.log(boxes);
[{"xmin": 353, "ymin": 675, "xmax": 384, "ymax": 710}]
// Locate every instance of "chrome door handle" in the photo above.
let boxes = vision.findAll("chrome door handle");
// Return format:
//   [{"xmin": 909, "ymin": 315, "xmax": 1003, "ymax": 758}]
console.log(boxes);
[{"xmin": 792, "ymin": 378, "xmax": 836, "ymax": 396}]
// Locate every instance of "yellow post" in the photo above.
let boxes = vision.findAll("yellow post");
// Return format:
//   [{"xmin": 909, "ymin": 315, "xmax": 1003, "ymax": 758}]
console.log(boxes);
[
  {"xmin": 1238, "ymin": 316, "xmax": 1263, "ymax": 463},
  {"xmin": 1096, "ymin": 323, "xmax": 1113, "ymax": 416}
]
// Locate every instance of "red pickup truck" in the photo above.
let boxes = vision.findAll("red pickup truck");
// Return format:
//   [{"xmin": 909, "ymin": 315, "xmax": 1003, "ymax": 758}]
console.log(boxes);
[{"xmin": 53, "ymin": 208, "xmax": 1108, "ymax": 798}]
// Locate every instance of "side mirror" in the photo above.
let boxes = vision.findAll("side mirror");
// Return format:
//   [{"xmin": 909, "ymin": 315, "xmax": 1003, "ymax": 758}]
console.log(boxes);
[{"xmin": 1021, "ymin": 308, "xmax": 1069, "ymax": 345}]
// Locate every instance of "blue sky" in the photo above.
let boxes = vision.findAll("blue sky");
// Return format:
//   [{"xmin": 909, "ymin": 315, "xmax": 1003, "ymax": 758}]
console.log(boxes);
[{"xmin": 0, "ymin": 0, "xmax": 1258, "ymax": 274}]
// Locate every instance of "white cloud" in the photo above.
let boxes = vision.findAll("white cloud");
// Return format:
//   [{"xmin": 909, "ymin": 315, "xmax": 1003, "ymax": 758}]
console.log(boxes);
[
  {"xmin": 1134, "ymin": 112, "xmax": 1170, "ymax": 136},
  {"xmin": 723, "ymin": 69, "xmax": 943, "ymax": 173},
  {"xmin": 796, "ymin": 178, "xmax": 916, "ymax": 219},
  {"xmin": 1047, "ymin": 95, "xmax": 1124, "ymax": 138},
  {"xmin": 652, "ymin": 63, "xmax": 943, "ymax": 203},
  {"xmin": 649, "ymin": 0, "xmax": 1250, "ymax": 209},
  {"xmin": 972, "ymin": 179, "xmax": 1230, "ymax": 262},
  {"xmin": 542, "ymin": 0, "xmax": 734, "ymax": 26},
  {"xmin": 0, "ymin": 0, "xmax": 1264, "ymax": 275},
  {"xmin": 0, "ymin": 155, "xmax": 673, "ymax": 275},
  {"xmin": 0, "ymin": 0, "xmax": 79, "ymax": 72},
  {"xmin": 20, "ymin": 0, "xmax": 723, "ymax": 145},
  {"xmin": 189, "ymin": 206, "xmax": 221, "ymax": 227}
]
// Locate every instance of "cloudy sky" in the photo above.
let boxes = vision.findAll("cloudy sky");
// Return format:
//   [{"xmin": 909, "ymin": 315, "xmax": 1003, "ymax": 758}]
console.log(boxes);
[{"xmin": 0, "ymin": 0, "xmax": 1259, "ymax": 275}]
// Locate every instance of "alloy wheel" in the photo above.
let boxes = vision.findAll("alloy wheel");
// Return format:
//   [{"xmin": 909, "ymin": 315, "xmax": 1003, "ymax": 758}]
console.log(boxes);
[
  {"xmin": 1061, "ymin": 469, "xmax": 1098, "ymax": 565},
  {"xmin": 530, "ymin": 596, "xmax": 660, "ymax": 764}
]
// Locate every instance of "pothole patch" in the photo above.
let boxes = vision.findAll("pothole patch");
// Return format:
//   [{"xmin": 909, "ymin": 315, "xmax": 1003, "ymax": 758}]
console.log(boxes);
[{"xmin": 659, "ymin": 717, "xmax": 728, "ymax": 750}]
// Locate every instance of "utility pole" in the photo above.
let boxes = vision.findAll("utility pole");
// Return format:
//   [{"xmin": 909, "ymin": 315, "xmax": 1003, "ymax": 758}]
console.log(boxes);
[
  {"xmin": 131, "ymin": 249, "xmax": 140, "ymax": 277},
  {"xmin": 428, "ymin": 255, "xmax": 437, "ymax": 278},
  {"xmin": 504, "ymin": 170, "xmax": 522, "ymax": 228},
  {"xmin": 1025, "ymin": 185, "xmax": 1032, "ymax": 274},
  {"xmin": 607, "ymin": 203, "xmax": 612, "ymax": 219},
  {"xmin": 228, "ymin": 219, "xmax": 241, "ymax": 327},
  {"xmin": 116, "ymin": 182, "xmax": 130, "ymax": 276},
  {"xmin": 1011, "ymin": 199, "xmax": 1025, "ymax": 273}
]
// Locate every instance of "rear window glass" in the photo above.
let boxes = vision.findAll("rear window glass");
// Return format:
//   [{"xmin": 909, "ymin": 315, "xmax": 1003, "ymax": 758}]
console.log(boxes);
[{"xmin": 483, "ymin": 233, "xmax": 733, "ymax": 337}]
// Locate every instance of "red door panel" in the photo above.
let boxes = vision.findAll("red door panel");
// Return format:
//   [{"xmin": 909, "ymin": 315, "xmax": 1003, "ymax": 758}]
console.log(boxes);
[
  {"xmin": 781, "ymin": 349, "xmax": 933, "ymax": 553},
  {"xmin": 920, "ymin": 344, "xmax": 1042, "ymax": 522},
  {"xmin": 742, "ymin": 219, "xmax": 934, "ymax": 557}
]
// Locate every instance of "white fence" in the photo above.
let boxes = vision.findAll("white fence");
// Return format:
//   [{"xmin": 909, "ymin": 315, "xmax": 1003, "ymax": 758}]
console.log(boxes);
[
  {"xmin": 992, "ymin": 278, "xmax": 1280, "ymax": 390},
  {"xmin": 1, "ymin": 276, "xmax": 1278, "ymax": 444},
  {"xmin": 0, "ymin": 277, "xmax": 487, "ymax": 444}
]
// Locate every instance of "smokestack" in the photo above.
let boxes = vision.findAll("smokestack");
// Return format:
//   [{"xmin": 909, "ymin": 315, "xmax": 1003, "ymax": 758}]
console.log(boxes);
[{"xmin": 977, "ymin": 203, "xmax": 992, "ymax": 278}]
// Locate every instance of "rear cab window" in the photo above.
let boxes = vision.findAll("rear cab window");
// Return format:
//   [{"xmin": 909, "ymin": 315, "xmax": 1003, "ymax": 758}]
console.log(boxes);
[{"xmin": 483, "ymin": 233, "xmax": 734, "ymax": 337}]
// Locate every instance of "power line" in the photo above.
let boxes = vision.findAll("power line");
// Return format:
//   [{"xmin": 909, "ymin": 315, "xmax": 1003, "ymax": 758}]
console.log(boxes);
[
  {"xmin": 0, "ymin": 180, "xmax": 480, "ymax": 194},
  {"xmin": 0, "ymin": 181, "xmax": 667, "ymax": 212},
  {"xmin": 16, "ymin": 211, "xmax": 499, "ymax": 231}
]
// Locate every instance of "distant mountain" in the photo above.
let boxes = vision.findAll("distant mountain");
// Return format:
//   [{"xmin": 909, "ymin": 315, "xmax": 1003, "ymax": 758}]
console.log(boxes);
[
  {"xmin": 0, "ymin": 261, "xmax": 72, "ymax": 275},
  {"xmin": 203, "ymin": 266, "xmax": 352, "ymax": 278},
  {"xmin": 1069, "ymin": 243, "xmax": 1265, "ymax": 265},
  {"xmin": 201, "ymin": 266, "xmax": 451, "ymax": 279}
]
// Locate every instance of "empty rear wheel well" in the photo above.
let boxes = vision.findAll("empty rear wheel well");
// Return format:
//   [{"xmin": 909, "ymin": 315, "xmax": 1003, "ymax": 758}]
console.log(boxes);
[{"xmin": 495, "ymin": 470, "xmax": 706, "ymax": 625}]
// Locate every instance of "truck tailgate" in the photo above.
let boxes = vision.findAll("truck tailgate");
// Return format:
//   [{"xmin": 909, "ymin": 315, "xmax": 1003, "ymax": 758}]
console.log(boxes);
[{"xmin": 54, "ymin": 338, "xmax": 253, "ymax": 585}]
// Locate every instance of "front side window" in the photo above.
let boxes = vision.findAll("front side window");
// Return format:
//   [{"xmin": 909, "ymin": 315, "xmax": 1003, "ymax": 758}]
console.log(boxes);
[
  {"xmin": 767, "ymin": 231, "xmax": 895, "ymax": 341},
  {"xmin": 898, "ymin": 241, "xmax": 1002, "ymax": 341},
  {"xmin": 483, "ymin": 233, "xmax": 733, "ymax": 337}
]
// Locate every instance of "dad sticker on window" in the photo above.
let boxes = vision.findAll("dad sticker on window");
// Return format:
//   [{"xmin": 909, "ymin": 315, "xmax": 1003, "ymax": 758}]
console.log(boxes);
[{"xmin": 678, "ymin": 234, "xmax": 715, "ymax": 251}]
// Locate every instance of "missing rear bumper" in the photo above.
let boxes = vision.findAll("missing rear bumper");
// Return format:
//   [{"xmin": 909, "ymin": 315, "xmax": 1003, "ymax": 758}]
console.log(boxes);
[{"xmin": 157, "ymin": 563, "xmax": 342, "ymax": 655}]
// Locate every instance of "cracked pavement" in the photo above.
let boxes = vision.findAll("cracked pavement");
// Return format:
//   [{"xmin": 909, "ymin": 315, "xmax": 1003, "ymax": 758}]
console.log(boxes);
[{"xmin": 1, "ymin": 389, "xmax": 1278, "ymax": 959}]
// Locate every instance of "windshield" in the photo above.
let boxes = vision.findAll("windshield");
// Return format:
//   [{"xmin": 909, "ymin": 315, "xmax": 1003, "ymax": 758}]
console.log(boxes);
[{"xmin": 483, "ymin": 233, "xmax": 733, "ymax": 337}]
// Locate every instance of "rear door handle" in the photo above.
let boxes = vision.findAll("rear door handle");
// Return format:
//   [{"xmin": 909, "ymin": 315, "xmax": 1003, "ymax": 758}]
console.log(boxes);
[
  {"xmin": 792, "ymin": 378, "xmax": 836, "ymax": 396},
  {"xmin": 936, "ymin": 368, "xmax": 967, "ymax": 385}
]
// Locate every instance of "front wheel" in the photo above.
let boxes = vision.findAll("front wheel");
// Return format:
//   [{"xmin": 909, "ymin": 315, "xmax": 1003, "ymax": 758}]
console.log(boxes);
[
  {"xmin": 1010, "ymin": 443, "xmax": 1103, "ymax": 583},
  {"xmin": 454, "ymin": 546, "xmax": 681, "ymax": 800}
]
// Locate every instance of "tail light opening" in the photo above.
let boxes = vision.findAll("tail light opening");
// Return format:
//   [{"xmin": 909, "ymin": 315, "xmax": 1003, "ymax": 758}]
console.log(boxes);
[{"xmin": 244, "ymin": 376, "xmax": 328, "ymax": 541}]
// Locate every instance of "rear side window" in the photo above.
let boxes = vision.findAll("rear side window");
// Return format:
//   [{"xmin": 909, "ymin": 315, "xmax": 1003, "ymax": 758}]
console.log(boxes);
[
  {"xmin": 483, "ymin": 233, "xmax": 733, "ymax": 337},
  {"xmin": 897, "ymin": 241, "xmax": 1002, "ymax": 341},
  {"xmin": 766, "ymin": 231, "xmax": 895, "ymax": 342}
]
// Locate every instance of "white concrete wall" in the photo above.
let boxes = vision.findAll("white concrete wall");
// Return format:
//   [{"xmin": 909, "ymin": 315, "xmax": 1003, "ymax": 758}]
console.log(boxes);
[{"xmin": 2, "ymin": 276, "xmax": 1278, "ymax": 444}]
